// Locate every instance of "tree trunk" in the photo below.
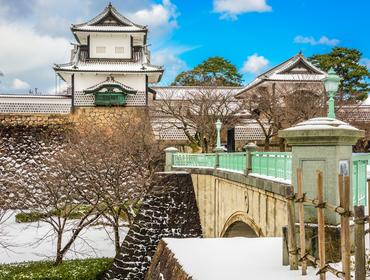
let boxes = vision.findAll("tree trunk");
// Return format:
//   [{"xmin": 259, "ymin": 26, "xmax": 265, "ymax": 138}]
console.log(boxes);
[
  {"xmin": 279, "ymin": 137, "xmax": 285, "ymax": 152},
  {"xmin": 54, "ymin": 233, "xmax": 63, "ymax": 266},
  {"xmin": 264, "ymin": 137, "xmax": 270, "ymax": 151},
  {"xmin": 57, "ymin": 215, "xmax": 100, "ymax": 264},
  {"xmin": 113, "ymin": 224, "xmax": 121, "ymax": 256}
]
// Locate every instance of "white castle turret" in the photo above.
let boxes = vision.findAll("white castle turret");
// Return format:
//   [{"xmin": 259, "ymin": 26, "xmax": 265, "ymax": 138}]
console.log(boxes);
[{"xmin": 53, "ymin": 3, "xmax": 163, "ymax": 108}]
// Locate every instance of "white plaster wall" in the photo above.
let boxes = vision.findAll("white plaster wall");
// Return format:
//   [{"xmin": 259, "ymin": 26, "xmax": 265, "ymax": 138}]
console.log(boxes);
[
  {"xmin": 0, "ymin": 96, "xmax": 71, "ymax": 105},
  {"xmin": 90, "ymin": 34, "xmax": 131, "ymax": 59},
  {"xmin": 74, "ymin": 73, "xmax": 146, "ymax": 91},
  {"xmin": 0, "ymin": 96, "xmax": 71, "ymax": 114}
]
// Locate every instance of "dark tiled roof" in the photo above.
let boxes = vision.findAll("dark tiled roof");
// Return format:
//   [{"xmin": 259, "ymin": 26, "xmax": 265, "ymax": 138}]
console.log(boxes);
[{"xmin": 71, "ymin": 3, "xmax": 146, "ymax": 32}]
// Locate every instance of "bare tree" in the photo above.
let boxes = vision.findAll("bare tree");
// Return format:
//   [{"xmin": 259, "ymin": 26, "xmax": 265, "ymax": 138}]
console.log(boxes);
[
  {"xmin": 152, "ymin": 87, "xmax": 246, "ymax": 152},
  {"xmin": 244, "ymin": 81, "xmax": 326, "ymax": 151},
  {"xmin": 0, "ymin": 112, "xmax": 163, "ymax": 262},
  {"xmin": 0, "ymin": 205, "xmax": 13, "ymax": 250},
  {"xmin": 63, "ymin": 114, "xmax": 163, "ymax": 255},
  {"xmin": 2, "ymin": 146, "xmax": 102, "ymax": 265}
]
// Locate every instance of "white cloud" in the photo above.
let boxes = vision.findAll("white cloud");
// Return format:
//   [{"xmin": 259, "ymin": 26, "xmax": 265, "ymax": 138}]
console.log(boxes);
[
  {"xmin": 151, "ymin": 47, "xmax": 189, "ymax": 84},
  {"xmin": 241, "ymin": 53, "xmax": 269, "ymax": 74},
  {"xmin": 0, "ymin": 0, "xmax": 181, "ymax": 91},
  {"xmin": 0, "ymin": 23, "xmax": 70, "ymax": 75},
  {"xmin": 213, "ymin": 0, "xmax": 271, "ymax": 20},
  {"xmin": 31, "ymin": 0, "xmax": 93, "ymax": 37},
  {"xmin": 360, "ymin": 58, "xmax": 370, "ymax": 69},
  {"xmin": 12, "ymin": 78, "xmax": 30, "ymax": 90},
  {"xmin": 294, "ymin": 35, "xmax": 340, "ymax": 46},
  {"xmin": 128, "ymin": 0, "xmax": 178, "ymax": 39}
]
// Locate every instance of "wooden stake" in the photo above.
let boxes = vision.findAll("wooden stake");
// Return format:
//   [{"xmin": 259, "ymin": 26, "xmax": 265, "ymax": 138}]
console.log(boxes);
[
  {"xmin": 354, "ymin": 205, "xmax": 366, "ymax": 280},
  {"xmin": 316, "ymin": 171, "xmax": 326, "ymax": 280},
  {"xmin": 297, "ymin": 168, "xmax": 307, "ymax": 275},
  {"xmin": 301, "ymin": 197, "xmax": 350, "ymax": 216},
  {"xmin": 287, "ymin": 186, "xmax": 298, "ymax": 270},
  {"xmin": 301, "ymin": 252, "xmax": 346, "ymax": 279},
  {"xmin": 368, "ymin": 180, "xmax": 370, "ymax": 250},
  {"xmin": 339, "ymin": 175, "xmax": 350, "ymax": 280}
]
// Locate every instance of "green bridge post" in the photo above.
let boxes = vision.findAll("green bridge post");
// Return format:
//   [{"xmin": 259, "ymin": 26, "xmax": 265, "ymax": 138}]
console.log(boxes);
[
  {"xmin": 244, "ymin": 143, "xmax": 257, "ymax": 175},
  {"xmin": 164, "ymin": 147, "xmax": 179, "ymax": 172},
  {"xmin": 280, "ymin": 118, "xmax": 364, "ymax": 225}
]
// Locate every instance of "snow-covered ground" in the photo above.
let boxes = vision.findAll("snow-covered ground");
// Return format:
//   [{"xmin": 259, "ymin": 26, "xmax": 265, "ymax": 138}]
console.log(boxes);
[
  {"xmin": 164, "ymin": 237, "xmax": 339, "ymax": 280},
  {"xmin": 0, "ymin": 211, "xmax": 128, "ymax": 264}
]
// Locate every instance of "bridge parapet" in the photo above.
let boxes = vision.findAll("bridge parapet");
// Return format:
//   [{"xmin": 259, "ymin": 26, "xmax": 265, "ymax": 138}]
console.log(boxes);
[
  {"xmin": 165, "ymin": 134, "xmax": 369, "ymax": 225},
  {"xmin": 166, "ymin": 146, "xmax": 293, "ymax": 184},
  {"xmin": 172, "ymin": 166, "xmax": 293, "ymax": 198}
]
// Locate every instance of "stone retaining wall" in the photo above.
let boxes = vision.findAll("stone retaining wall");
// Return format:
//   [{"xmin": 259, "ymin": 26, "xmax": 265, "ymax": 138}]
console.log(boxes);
[
  {"xmin": 101, "ymin": 172, "xmax": 202, "ymax": 280},
  {"xmin": 0, "ymin": 114, "xmax": 70, "ymax": 126},
  {"xmin": 0, "ymin": 107, "xmax": 149, "ymax": 127}
]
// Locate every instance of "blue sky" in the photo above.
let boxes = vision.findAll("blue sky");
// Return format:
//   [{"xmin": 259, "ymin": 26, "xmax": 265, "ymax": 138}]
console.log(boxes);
[{"xmin": 0, "ymin": 0, "xmax": 369, "ymax": 93}]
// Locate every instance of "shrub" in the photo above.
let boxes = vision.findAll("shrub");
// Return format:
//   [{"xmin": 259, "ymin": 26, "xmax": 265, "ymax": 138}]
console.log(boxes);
[
  {"xmin": 15, "ymin": 212, "xmax": 46, "ymax": 223},
  {"xmin": 0, "ymin": 258, "xmax": 112, "ymax": 280}
]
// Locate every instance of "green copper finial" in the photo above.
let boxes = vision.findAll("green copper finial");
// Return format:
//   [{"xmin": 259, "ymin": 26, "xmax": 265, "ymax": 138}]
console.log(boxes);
[{"xmin": 323, "ymin": 67, "xmax": 341, "ymax": 119}]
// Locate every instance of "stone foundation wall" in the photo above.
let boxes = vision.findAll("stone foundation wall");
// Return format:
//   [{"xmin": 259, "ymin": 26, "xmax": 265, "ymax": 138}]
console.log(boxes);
[
  {"xmin": 101, "ymin": 172, "xmax": 202, "ymax": 280},
  {"xmin": 0, "ymin": 114, "xmax": 70, "ymax": 126},
  {"xmin": 0, "ymin": 107, "xmax": 152, "ymax": 209},
  {"xmin": 0, "ymin": 106, "xmax": 149, "ymax": 128},
  {"xmin": 71, "ymin": 107, "xmax": 149, "ymax": 126}
]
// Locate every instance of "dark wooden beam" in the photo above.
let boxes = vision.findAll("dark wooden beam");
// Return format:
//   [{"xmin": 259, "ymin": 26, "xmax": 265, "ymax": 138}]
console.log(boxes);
[{"xmin": 87, "ymin": 35, "xmax": 90, "ymax": 59}]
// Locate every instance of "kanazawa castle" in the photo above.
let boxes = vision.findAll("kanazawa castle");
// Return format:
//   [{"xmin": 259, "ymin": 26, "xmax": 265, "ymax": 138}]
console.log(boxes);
[
  {"xmin": 0, "ymin": 3, "xmax": 369, "ymax": 147},
  {"xmin": 54, "ymin": 3, "xmax": 163, "ymax": 108}
]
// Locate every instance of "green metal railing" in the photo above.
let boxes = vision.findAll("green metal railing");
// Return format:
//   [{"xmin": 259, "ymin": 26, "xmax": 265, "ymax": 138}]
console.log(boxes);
[
  {"xmin": 172, "ymin": 151, "xmax": 292, "ymax": 181},
  {"xmin": 251, "ymin": 152, "xmax": 292, "ymax": 181},
  {"xmin": 218, "ymin": 152, "xmax": 246, "ymax": 173},
  {"xmin": 352, "ymin": 153, "xmax": 369, "ymax": 206},
  {"xmin": 171, "ymin": 151, "xmax": 369, "ymax": 197},
  {"xmin": 173, "ymin": 153, "xmax": 217, "ymax": 168}
]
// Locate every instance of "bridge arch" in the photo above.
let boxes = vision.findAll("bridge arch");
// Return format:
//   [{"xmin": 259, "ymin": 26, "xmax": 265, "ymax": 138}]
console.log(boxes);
[{"xmin": 220, "ymin": 211, "xmax": 264, "ymax": 238}]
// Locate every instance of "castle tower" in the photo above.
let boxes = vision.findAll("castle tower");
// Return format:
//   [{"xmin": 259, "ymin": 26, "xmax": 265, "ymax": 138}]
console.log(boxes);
[{"xmin": 53, "ymin": 3, "xmax": 163, "ymax": 108}]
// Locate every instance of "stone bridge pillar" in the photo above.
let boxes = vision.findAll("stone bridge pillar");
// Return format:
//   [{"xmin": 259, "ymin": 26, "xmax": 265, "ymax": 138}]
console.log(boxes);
[{"xmin": 280, "ymin": 117, "xmax": 364, "ymax": 225}]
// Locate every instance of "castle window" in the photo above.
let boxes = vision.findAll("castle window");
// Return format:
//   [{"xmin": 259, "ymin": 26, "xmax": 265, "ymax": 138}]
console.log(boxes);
[
  {"xmin": 115, "ymin": 47, "xmax": 124, "ymax": 54},
  {"xmin": 96, "ymin": 46, "xmax": 106, "ymax": 54}
]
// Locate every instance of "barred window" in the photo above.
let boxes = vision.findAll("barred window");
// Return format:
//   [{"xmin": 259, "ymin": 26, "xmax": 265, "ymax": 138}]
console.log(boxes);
[
  {"xmin": 115, "ymin": 47, "xmax": 124, "ymax": 54},
  {"xmin": 96, "ymin": 46, "xmax": 106, "ymax": 53}
]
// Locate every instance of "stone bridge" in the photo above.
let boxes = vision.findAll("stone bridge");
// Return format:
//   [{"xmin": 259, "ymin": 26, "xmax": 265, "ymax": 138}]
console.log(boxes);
[
  {"xmin": 165, "ymin": 117, "xmax": 368, "ymax": 241},
  {"xmin": 104, "ymin": 117, "xmax": 368, "ymax": 279},
  {"xmin": 187, "ymin": 168, "xmax": 291, "ymax": 238}
]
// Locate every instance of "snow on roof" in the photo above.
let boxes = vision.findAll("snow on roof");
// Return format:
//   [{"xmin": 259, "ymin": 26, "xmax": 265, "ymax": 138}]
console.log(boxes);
[
  {"xmin": 71, "ymin": 3, "xmax": 146, "ymax": 33},
  {"xmin": 237, "ymin": 53, "xmax": 327, "ymax": 96},
  {"xmin": 152, "ymin": 86, "xmax": 243, "ymax": 100},
  {"xmin": 54, "ymin": 60, "xmax": 163, "ymax": 73},
  {"xmin": 0, "ymin": 94, "xmax": 70, "ymax": 99},
  {"xmin": 163, "ymin": 237, "xmax": 338, "ymax": 280},
  {"xmin": 284, "ymin": 117, "xmax": 360, "ymax": 131},
  {"xmin": 72, "ymin": 25, "xmax": 144, "ymax": 32}
]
